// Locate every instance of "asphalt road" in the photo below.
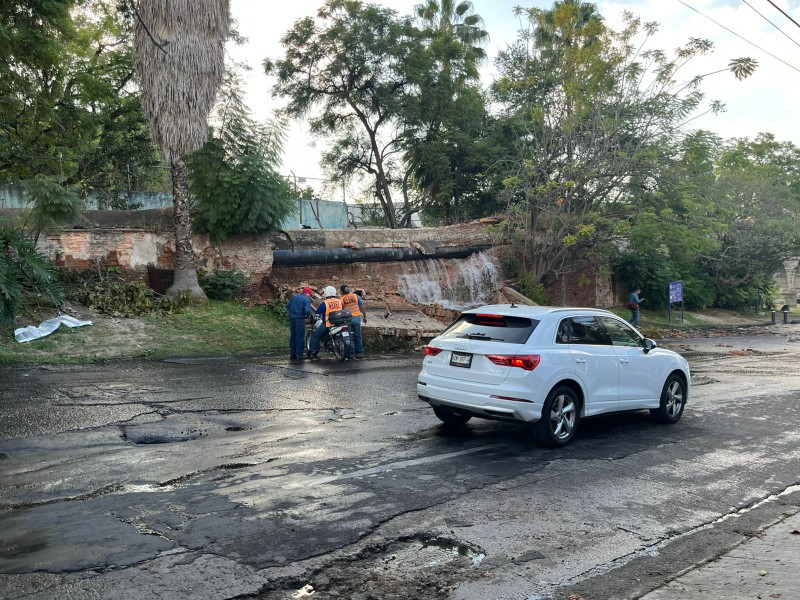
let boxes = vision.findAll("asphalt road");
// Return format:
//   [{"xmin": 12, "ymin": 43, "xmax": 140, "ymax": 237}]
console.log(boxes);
[{"xmin": 1, "ymin": 326, "xmax": 800, "ymax": 600}]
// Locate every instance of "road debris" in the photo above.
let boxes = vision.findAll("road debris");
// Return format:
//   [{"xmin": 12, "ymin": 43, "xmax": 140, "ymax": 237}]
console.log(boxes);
[{"xmin": 14, "ymin": 315, "xmax": 92, "ymax": 343}]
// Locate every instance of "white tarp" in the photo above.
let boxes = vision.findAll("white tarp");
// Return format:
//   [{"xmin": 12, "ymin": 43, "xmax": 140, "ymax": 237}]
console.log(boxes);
[{"xmin": 14, "ymin": 315, "xmax": 93, "ymax": 343}]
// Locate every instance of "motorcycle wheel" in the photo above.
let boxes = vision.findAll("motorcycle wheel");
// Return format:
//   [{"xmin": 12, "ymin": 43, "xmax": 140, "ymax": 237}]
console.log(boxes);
[
  {"xmin": 333, "ymin": 336, "xmax": 347, "ymax": 361},
  {"xmin": 304, "ymin": 330, "xmax": 312, "ymax": 354}
]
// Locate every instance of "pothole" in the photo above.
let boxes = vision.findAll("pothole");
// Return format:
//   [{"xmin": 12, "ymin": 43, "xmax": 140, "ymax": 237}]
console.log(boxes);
[{"xmin": 418, "ymin": 538, "xmax": 486, "ymax": 566}]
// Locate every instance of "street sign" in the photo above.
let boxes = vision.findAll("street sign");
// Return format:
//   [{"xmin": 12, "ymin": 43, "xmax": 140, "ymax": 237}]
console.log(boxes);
[{"xmin": 669, "ymin": 281, "xmax": 684, "ymax": 304}]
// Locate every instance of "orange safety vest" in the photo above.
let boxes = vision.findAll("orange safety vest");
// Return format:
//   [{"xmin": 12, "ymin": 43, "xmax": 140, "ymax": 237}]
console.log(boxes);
[
  {"xmin": 340, "ymin": 292, "xmax": 362, "ymax": 318},
  {"xmin": 323, "ymin": 297, "xmax": 343, "ymax": 327}
]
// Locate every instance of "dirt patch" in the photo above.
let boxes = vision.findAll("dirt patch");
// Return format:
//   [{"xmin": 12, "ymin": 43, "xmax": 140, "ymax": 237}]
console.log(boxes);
[{"xmin": 256, "ymin": 536, "xmax": 487, "ymax": 600}]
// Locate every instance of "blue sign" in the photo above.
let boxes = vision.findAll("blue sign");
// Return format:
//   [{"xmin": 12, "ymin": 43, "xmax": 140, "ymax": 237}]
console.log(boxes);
[{"xmin": 669, "ymin": 281, "xmax": 684, "ymax": 303}]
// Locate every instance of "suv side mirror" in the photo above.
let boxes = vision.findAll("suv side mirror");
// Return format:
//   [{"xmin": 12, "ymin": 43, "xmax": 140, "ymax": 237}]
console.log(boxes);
[{"xmin": 643, "ymin": 338, "xmax": 657, "ymax": 354}]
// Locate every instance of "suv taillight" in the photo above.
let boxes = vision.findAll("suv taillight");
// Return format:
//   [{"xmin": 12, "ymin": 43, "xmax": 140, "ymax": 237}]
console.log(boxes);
[
  {"xmin": 486, "ymin": 354, "xmax": 540, "ymax": 371},
  {"xmin": 425, "ymin": 346, "xmax": 443, "ymax": 356}
]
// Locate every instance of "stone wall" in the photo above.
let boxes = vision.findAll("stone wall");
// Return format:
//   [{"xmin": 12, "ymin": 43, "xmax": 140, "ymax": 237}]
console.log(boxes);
[
  {"xmin": 1, "ymin": 207, "xmax": 618, "ymax": 309},
  {"xmin": 775, "ymin": 259, "xmax": 800, "ymax": 306}
]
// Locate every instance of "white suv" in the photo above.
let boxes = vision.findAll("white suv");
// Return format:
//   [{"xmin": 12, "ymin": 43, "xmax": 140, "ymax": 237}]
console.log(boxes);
[{"xmin": 417, "ymin": 305, "xmax": 690, "ymax": 447}]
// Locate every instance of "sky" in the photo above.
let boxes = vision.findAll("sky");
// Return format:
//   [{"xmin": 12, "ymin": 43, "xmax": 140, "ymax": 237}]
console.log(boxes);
[{"xmin": 227, "ymin": 0, "xmax": 800, "ymax": 198}]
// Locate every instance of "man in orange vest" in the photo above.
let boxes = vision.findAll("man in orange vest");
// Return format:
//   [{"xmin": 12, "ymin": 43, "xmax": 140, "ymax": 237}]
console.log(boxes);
[
  {"xmin": 307, "ymin": 285, "xmax": 342, "ymax": 359},
  {"xmin": 340, "ymin": 285, "xmax": 367, "ymax": 359}
]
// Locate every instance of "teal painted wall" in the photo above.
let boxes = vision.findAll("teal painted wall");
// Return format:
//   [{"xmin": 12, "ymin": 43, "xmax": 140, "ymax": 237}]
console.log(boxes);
[{"xmin": 0, "ymin": 186, "xmax": 348, "ymax": 229}]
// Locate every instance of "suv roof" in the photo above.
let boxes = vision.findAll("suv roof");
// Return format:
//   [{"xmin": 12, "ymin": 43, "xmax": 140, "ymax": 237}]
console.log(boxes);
[{"xmin": 462, "ymin": 304, "xmax": 615, "ymax": 318}]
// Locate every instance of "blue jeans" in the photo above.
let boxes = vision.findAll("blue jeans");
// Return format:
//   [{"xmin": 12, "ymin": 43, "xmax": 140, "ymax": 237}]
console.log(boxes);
[
  {"xmin": 629, "ymin": 307, "xmax": 641, "ymax": 326},
  {"xmin": 310, "ymin": 321, "xmax": 328, "ymax": 353},
  {"xmin": 350, "ymin": 316, "xmax": 363, "ymax": 354},
  {"xmin": 289, "ymin": 318, "xmax": 306, "ymax": 357}
]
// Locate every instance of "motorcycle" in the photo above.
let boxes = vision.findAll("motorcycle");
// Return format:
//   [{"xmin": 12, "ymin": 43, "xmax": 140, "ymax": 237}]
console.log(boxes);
[{"xmin": 305, "ymin": 309, "xmax": 354, "ymax": 361}]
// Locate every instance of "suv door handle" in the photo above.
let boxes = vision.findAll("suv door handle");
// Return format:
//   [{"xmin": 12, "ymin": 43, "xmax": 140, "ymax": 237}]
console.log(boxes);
[
  {"xmin": 619, "ymin": 358, "xmax": 629, "ymax": 364},
  {"xmin": 574, "ymin": 359, "xmax": 587, "ymax": 364}
]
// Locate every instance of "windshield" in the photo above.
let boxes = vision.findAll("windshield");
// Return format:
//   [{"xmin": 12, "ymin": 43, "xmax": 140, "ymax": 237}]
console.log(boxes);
[{"xmin": 440, "ymin": 313, "xmax": 539, "ymax": 344}]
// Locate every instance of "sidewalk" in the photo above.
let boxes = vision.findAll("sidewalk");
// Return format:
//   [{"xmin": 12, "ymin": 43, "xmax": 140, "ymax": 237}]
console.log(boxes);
[{"xmin": 640, "ymin": 512, "xmax": 800, "ymax": 599}]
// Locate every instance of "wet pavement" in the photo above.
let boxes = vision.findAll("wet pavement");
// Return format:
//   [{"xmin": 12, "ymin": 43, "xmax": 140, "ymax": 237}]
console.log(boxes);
[{"xmin": 1, "ymin": 325, "xmax": 799, "ymax": 599}]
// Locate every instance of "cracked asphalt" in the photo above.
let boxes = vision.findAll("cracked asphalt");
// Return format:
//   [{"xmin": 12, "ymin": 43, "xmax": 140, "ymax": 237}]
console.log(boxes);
[{"xmin": 1, "ymin": 326, "xmax": 800, "ymax": 599}]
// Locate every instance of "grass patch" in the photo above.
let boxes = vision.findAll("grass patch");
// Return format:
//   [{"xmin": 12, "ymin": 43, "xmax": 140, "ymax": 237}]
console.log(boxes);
[{"xmin": 0, "ymin": 300, "xmax": 289, "ymax": 365}]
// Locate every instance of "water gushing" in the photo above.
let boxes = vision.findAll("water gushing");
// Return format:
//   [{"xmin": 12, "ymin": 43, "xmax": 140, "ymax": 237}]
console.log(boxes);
[{"xmin": 398, "ymin": 251, "xmax": 499, "ymax": 309}]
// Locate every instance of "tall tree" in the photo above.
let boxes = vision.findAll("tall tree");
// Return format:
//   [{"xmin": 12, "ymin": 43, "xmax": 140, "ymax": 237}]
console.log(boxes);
[
  {"xmin": 406, "ymin": 0, "xmax": 491, "ymax": 225},
  {"xmin": 133, "ymin": 0, "xmax": 230, "ymax": 298},
  {"xmin": 0, "ymin": 0, "xmax": 164, "ymax": 201},
  {"xmin": 265, "ymin": 0, "xmax": 424, "ymax": 229},
  {"xmin": 492, "ymin": 5, "xmax": 756, "ymax": 286}
]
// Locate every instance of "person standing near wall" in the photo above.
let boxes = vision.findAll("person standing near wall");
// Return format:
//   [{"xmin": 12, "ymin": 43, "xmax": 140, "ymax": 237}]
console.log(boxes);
[
  {"xmin": 308, "ymin": 286, "xmax": 342, "ymax": 359},
  {"xmin": 340, "ymin": 285, "xmax": 367, "ymax": 360},
  {"xmin": 287, "ymin": 287, "xmax": 313, "ymax": 360},
  {"xmin": 627, "ymin": 288, "xmax": 645, "ymax": 327}
]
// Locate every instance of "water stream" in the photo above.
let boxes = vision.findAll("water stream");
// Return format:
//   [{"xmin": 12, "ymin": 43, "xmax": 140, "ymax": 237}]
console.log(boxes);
[{"xmin": 398, "ymin": 251, "xmax": 499, "ymax": 310}]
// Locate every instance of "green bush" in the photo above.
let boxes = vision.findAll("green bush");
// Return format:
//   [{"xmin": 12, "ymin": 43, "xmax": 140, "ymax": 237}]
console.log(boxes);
[
  {"xmin": 264, "ymin": 300, "xmax": 289, "ymax": 324},
  {"xmin": 1, "ymin": 228, "xmax": 63, "ymax": 324},
  {"xmin": 516, "ymin": 272, "xmax": 549, "ymax": 305},
  {"xmin": 197, "ymin": 267, "xmax": 249, "ymax": 300},
  {"xmin": 62, "ymin": 269, "xmax": 189, "ymax": 316}
]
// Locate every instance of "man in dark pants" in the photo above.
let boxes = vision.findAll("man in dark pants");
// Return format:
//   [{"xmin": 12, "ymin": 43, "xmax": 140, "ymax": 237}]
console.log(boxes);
[
  {"xmin": 340, "ymin": 285, "xmax": 367, "ymax": 359},
  {"xmin": 287, "ymin": 287, "xmax": 313, "ymax": 360}
]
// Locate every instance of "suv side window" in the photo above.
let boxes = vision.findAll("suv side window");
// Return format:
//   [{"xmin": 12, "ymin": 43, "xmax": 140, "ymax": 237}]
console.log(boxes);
[
  {"xmin": 556, "ymin": 316, "xmax": 609, "ymax": 345},
  {"xmin": 600, "ymin": 316, "xmax": 642, "ymax": 347}
]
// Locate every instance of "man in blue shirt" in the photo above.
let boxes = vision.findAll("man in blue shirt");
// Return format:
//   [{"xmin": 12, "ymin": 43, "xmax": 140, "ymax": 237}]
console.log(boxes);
[
  {"xmin": 287, "ymin": 287, "xmax": 313, "ymax": 360},
  {"xmin": 628, "ymin": 288, "xmax": 645, "ymax": 326}
]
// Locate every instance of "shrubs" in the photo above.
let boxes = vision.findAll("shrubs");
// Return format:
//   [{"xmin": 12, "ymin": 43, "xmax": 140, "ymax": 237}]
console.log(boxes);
[
  {"xmin": 197, "ymin": 267, "xmax": 249, "ymax": 300},
  {"xmin": 516, "ymin": 272, "xmax": 549, "ymax": 305},
  {"xmin": 0, "ymin": 228, "xmax": 63, "ymax": 324},
  {"xmin": 62, "ymin": 269, "xmax": 189, "ymax": 316}
]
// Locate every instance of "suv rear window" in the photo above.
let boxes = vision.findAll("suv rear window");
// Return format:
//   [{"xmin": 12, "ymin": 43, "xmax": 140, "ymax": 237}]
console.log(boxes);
[{"xmin": 440, "ymin": 313, "xmax": 538, "ymax": 344}]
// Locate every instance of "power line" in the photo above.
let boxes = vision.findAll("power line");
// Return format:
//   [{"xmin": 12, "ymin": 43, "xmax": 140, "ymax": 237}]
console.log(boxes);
[
  {"xmin": 764, "ymin": 0, "xmax": 800, "ymax": 32},
  {"xmin": 676, "ymin": 0, "xmax": 800, "ymax": 75},
  {"xmin": 743, "ymin": 0, "xmax": 800, "ymax": 50}
]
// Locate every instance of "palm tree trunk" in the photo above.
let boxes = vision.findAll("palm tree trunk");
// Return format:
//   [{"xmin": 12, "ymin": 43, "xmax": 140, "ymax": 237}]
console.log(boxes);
[{"xmin": 166, "ymin": 156, "xmax": 206, "ymax": 300}]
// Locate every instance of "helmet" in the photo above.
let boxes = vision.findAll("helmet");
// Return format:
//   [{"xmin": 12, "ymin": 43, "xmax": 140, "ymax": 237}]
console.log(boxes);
[{"xmin": 323, "ymin": 286, "xmax": 337, "ymax": 298}]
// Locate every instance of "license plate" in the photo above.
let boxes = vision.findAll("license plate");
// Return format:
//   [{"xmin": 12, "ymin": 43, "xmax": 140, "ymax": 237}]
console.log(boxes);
[
  {"xmin": 450, "ymin": 351, "xmax": 472, "ymax": 368},
  {"xmin": 342, "ymin": 332, "xmax": 350, "ymax": 338}
]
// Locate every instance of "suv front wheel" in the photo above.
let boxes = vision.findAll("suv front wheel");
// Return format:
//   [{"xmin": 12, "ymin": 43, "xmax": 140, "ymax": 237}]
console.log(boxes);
[{"xmin": 651, "ymin": 373, "xmax": 686, "ymax": 424}]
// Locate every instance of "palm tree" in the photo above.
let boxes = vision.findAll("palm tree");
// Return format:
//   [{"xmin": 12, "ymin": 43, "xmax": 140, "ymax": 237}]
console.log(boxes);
[
  {"xmin": 132, "ymin": 0, "xmax": 230, "ymax": 298},
  {"xmin": 532, "ymin": 0, "xmax": 603, "ymax": 50},
  {"xmin": 415, "ymin": 0, "xmax": 489, "ymax": 82}
]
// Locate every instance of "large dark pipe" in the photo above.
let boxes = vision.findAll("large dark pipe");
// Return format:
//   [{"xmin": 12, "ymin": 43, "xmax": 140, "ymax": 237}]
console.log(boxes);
[{"xmin": 272, "ymin": 245, "xmax": 491, "ymax": 266}]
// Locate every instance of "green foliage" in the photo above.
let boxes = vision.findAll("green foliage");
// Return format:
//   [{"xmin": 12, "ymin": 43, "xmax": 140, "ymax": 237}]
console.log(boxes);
[
  {"xmin": 0, "ymin": 228, "xmax": 63, "ymax": 324},
  {"xmin": 488, "ymin": 5, "xmax": 757, "ymax": 288},
  {"xmin": 62, "ymin": 269, "xmax": 190, "ymax": 317},
  {"xmin": 516, "ymin": 272, "xmax": 549, "ymax": 305},
  {"xmin": 197, "ymin": 268, "xmax": 249, "ymax": 301},
  {"xmin": 500, "ymin": 256, "xmax": 520, "ymax": 278},
  {"xmin": 189, "ymin": 69, "xmax": 294, "ymax": 243},
  {"xmin": 266, "ymin": 0, "xmax": 426, "ymax": 228},
  {"xmin": 617, "ymin": 132, "xmax": 800, "ymax": 310},
  {"xmin": 0, "ymin": 1, "xmax": 164, "ymax": 197},
  {"xmin": 20, "ymin": 176, "xmax": 84, "ymax": 239},
  {"xmin": 264, "ymin": 301, "xmax": 290, "ymax": 325}
]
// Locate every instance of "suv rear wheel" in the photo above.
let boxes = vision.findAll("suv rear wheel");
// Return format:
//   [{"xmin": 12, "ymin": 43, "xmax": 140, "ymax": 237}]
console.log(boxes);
[
  {"xmin": 533, "ymin": 386, "xmax": 580, "ymax": 447},
  {"xmin": 433, "ymin": 406, "xmax": 472, "ymax": 427}
]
